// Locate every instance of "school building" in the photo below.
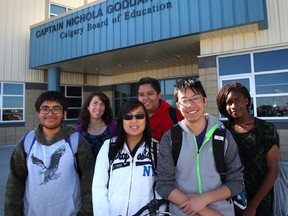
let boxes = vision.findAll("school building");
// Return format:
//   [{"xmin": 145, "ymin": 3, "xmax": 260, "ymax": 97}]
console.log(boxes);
[{"xmin": 0, "ymin": 0, "xmax": 287, "ymax": 160}]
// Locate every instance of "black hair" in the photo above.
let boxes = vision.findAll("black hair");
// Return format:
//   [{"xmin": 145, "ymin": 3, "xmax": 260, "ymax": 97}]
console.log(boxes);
[
  {"xmin": 78, "ymin": 92, "xmax": 113, "ymax": 131},
  {"xmin": 116, "ymin": 100, "xmax": 151, "ymax": 150},
  {"xmin": 216, "ymin": 82, "xmax": 251, "ymax": 119},
  {"xmin": 174, "ymin": 77, "xmax": 207, "ymax": 102},
  {"xmin": 35, "ymin": 91, "xmax": 68, "ymax": 112},
  {"xmin": 137, "ymin": 77, "xmax": 161, "ymax": 94}
]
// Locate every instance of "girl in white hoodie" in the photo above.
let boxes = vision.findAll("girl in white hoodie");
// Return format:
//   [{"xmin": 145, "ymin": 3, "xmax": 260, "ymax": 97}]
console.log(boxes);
[{"xmin": 92, "ymin": 100, "xmax": 163, "ymax": 216}]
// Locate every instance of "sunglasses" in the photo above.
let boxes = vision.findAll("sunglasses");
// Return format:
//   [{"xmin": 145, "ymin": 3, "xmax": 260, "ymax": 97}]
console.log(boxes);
[{"xmin": 123, "ymin": 113, "xmax": 145, "ymax": 120}]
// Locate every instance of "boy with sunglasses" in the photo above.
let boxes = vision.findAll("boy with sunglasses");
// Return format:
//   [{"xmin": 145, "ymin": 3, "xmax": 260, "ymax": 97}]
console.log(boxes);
[
  {"xmin": 155, "ymin": 78, "xmax": 244, "ymax": 215},
  {"xmin": 5, "ymin": 91, "xmax": 94, "ymax": 216}
]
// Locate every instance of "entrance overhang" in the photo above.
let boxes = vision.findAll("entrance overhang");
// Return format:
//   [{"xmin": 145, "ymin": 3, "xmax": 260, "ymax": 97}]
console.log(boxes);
[{"xmin": 29, "ymin": 0, "xmax": 268, "ymax": 76}]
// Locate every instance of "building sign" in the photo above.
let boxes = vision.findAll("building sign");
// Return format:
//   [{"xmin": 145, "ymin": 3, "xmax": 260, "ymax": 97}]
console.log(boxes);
[
  {"xmin": 30, "ymin": 0, "xmax": 268, "ymax": 68},
  {"xmin": 35, "ymin": 0, "xmax": 172, "ymax": 39}
]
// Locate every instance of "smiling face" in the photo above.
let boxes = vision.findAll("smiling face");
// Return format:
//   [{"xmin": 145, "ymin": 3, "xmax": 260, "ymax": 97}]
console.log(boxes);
[
  {"xmin": 87, "ymin": 96, "xmax": 105, "ymax": 120},
  {"xmin": 138, "ymin": 83, "xmax": 161, "ymax": 116},
  {"xmin": 123, "ymin": 106, "xmax": 146, "ymax": 140},
  {"xmin": 176, "ymin": 88, "xmax": 206, "ymax": 124},
  {"xmin": 226, "ymin": 90, "xmax": 249, "ymax": 119},
  {"xmin": 37, "ymin": 101, "xmax": 66, "ymax": 131}
]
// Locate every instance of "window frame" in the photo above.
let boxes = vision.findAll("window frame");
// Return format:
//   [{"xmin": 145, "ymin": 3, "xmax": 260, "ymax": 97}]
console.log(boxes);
[{"xmin": 0, "ymin": 82, "xmax": 25, "ymax": 123}]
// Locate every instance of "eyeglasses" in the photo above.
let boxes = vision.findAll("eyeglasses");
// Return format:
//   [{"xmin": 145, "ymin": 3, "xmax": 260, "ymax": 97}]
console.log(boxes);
[
  {"xmin": 39, "ymin": 106, "xmax": 63, "ymax": 114},
  {"xmin": 178, "ymin": 96, "xmax": 203, "ymax": 106},
  {"xmin": 123, "ymin": 113, "xmax": 145, "ymax": 120}
]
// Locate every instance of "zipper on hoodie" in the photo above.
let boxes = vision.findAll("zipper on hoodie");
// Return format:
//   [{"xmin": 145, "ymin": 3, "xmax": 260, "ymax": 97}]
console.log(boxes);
[
  {"xmin": 194, "ymin": 135, "xmax": 202, "ymax": 194},
  {"xmin": 126, "ymin": 156, "xmax": 134, "ymax": 216},
  {"xmin": 195, "ymin": 124, "xmax": 219, "ymax": 194}
]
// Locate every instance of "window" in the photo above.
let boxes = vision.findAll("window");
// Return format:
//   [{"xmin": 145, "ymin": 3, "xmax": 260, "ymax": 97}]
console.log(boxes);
[
  {"xmin": 218, "ymin": 49, "xmax": 288, "ymax": 119},
  {"xmin": 160, "ymin": 78, "xmax": 186, "ymax": 108},
  {"xmin": 113, "ymin": 77, "xmax": 193, "ymax": 118},
  {"xmin": 0, "ymin": 83, "xmax": 25, "ymax": 122},
  {"xmin": 218, "ymin": 54, "xmax": 251, "ymax": 76},
  {"xmin": 114, "ymin": 83, "xmax": 138, "ymax": 117},
  {"xmin": 254, "ymin": 49, "xmax": 288, "ymax": 72},
  {"xmin": 60, "ymin": 86, "xmax": 82, "ymax": 120},
  {"xmin": 49, "ymin": 3, "xmax": 72, "ymax": 18}
]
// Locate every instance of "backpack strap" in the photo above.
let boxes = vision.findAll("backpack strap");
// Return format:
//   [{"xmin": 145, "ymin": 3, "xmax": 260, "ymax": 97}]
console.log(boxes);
[
  {"xmin": 67, "ymin": 131, "xmax": 80, "ymax": 172},
  {"xmin": 22, "ymin": 130, "xmax": 36, "ymax": 157},
  {"xmin": 108, "ymin": 137, "xmax": 119, "ymax": 166},
  {"xmin": 107, "ymin": 137, "xmax": 119, "ymax": 189},
  {"xmin": 168, "ymin": 107, "xmax": 178, "ymax": 125},
  {"xmin": 67, "ymin": 132, "xmax": 80, "ymax": 155},
  {"xmin": 171, "ymin": 124, "xmax": 183, "ymax": 166},
  {"xmin": 212, "ymin": 127, "xmax": 227, "ymax": 182},
  {"xmin": 149, "ymin": 138, "xmax": 159, "ymax": 199},
  {"xmin": 150, "ymin": 138, "xmax": 158, "ymax": 171}
]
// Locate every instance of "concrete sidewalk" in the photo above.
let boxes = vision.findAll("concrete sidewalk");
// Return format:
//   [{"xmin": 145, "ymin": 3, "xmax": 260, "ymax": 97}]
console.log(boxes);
[{"xmin": 0, "ymin": 145, "xmax": 15, "ymax": 216}]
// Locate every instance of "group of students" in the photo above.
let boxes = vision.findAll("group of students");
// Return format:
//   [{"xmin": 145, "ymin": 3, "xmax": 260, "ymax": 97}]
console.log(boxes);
[{"xmin": 4, "ymin": 77, "xmax": 279, "ymax": 216}]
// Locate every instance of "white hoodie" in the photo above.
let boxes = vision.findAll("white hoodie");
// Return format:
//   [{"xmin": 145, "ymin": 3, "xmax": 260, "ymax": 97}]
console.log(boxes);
[{"xmin": 92, "ymin": 139, "xmax": 163, "ymax": 216}]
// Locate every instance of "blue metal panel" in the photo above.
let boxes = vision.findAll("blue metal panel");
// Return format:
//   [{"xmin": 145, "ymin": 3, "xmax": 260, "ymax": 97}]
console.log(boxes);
[
  {"xmin": 234, "ymin": 0, "xmax": 247, "ymax": 24},
  {"xmin": 109, "ymin": 7, "xmax": 117, "ymax": 49},
  {"xmin": 189, "ymin": 0, "xmax": 200, "ymax": 34},
  {"xmin": 160, "ymin": 2, "xmax": 170, "ymax": 39},
  {"xmin": 222, "ymin": 0, "xmax": 234, "ymax": 27},
  {"xmin": 210, "ymin": 0, "xmax": 223, "ymax": 29},
  {"xmin": 170, "ymin": 0, "xmax": 180, "ymax": 37},
  {"xmin": 29, "ymin": 0, "xmax": 268, "ymax": 68},
  {"xmin": 143, "ymin": 1, "xmax": 152, "ymax": 42},
  {"xmin": 135, "ymin": 4, "xmax": 144, "ymax": 44},
  {"xmin": 199, "ymin": 0, "xmax": 211, "ymax": 32},
  {"xmin": 151, "ymin": 4, "xmax": 161, "ymax": 41},
  {"xmin": 127, "ymin": 5, "xmax": 136, "ymax": 46},
  {"xmin": 120, "ymin": 14, "xmax": 128, "ymax": 47}
]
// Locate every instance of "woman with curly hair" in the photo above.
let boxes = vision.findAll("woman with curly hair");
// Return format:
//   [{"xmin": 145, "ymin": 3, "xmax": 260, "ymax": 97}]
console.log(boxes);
[{"xmin": 216, "ymin": 82, "xmax": 279, "ymax": 216}]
